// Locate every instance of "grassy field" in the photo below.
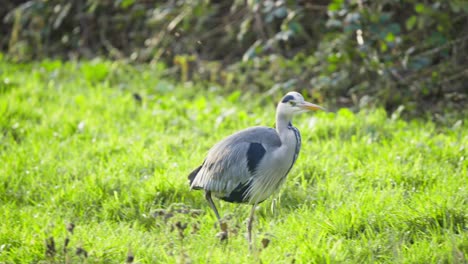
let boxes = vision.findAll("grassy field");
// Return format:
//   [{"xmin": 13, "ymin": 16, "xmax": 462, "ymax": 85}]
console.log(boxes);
[{"xmin": 0, "ymin": 59, "xmax": 467, "ymax": 263}]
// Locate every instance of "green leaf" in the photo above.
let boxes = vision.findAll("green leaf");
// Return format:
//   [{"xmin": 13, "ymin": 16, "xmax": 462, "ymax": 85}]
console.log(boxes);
[
  {"xmin": 328, "ymin": 1, "xmax": 343, "ymax": 12},
  {"xmin": 40, "ymin": 60, "xmax": 62, "ymax": 72},
  {"xmin": 327, "ymin": 63, "xmax": 337, "ymax": 72},
  {"xmin": 406, "ymin": 16, "xmax": 417, "ymax": 30},
  {"xmin": 380, "ymin": 42, "xmax": 388, "ymax": 52},
  {"xmin": 429, "ymin": 31, "xmax": 447, "ymax": 46},
  {"xmin": 415, "ymin": 3, "xmax": 425, "ymax": 13},
  {"xmin": 237, "ymin": 17, "xmax": 252, "ymax": 41},
  {"xmin": 227, "ymin": 90, "xmax": 241, "ymax": 103},
  {"xmin": 274, "ymin": 7, "xmax": 288, "ymax": 19},
  {"xmin": 326, "ymin": 19, "xmax": 342, "ymax": 28},
  {"xmin": 385, "ymin": 32, "xmax": 395, "ymax": 43},
  {"xmin": 194, "ymin": 96, "xmax": 206, "ymax": 110},
  {"xmin": 288, "ymin": 22, "xmax": 302, "ymax": 34},
  {"xmin": 337, "ymin": 108, "xmax": 355, "ymax": 119},
  {"xmin": 379, "ymin": 13, "xmax": 391, "ymax": 23},
  {"xmin": 120, "ymin": 0, "xmax": 135, "ymax": 9},
  {"xmin": 80, "ymin": 61, "xmax": 110, "ymax": 82},
  {"xmin": 388, "ymin": 23, "xmax": 401, "ymax": 34}
]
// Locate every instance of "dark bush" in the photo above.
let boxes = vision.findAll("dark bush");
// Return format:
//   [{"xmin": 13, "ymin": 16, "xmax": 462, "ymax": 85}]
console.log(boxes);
[{"xmin": 1, "ymin": 0, "xmax": 467, "ymax": 114}]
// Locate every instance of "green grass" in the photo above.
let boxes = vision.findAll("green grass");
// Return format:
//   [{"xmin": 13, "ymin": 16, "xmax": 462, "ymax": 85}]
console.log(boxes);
[{"xmin": 0, "ymin": 59, "xmax": 467, "ymax": 263}]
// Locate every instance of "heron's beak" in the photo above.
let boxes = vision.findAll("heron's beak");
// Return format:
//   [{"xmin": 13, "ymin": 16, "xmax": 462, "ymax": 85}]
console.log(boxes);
[{"xmin": 301, "ymin": 102, "xmax": 326, "ymax": 111}]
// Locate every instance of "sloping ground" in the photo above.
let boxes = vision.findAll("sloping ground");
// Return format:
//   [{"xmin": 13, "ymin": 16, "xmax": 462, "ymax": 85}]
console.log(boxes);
[{"xmin": 0, "ymin": 61, "xmax": 467, "ymax": 263}]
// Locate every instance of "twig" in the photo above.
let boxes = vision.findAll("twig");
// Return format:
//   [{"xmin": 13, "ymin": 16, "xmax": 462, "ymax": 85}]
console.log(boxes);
[
  {"xmin": 440, "ymin": 69, "xmax": 468, "ymax": 85},
  {"xmin": 417, "ymin": 35, "xmax": 468, "ymax": 58},
  {"xmin": 99, "ymin": 17, "xmax": 124, "ymax": 59},
  {"xmin": 303, "ymin": 4, "xmax": 328, "ymax": 12}
]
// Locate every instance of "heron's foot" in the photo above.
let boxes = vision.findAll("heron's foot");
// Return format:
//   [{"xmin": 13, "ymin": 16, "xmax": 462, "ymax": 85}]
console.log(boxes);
[
  {"xmin": 216, "ymin": 230, "xmax": 228, "ymax": 242},
  {"xmin": 216, "ymin": 221, "xmax": 229, "ymax": 242}
]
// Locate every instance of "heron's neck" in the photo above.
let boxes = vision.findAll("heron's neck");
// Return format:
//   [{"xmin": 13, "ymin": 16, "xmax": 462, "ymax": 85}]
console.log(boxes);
[{"xmin": 275, "ymin": 112, "xmax": 294, "ymax": 144}]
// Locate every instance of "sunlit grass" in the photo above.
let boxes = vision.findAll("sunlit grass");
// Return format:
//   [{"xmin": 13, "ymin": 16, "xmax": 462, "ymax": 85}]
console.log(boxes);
[{"xmin": 0, "ymin": 60, "xmax": 467, "ymax": 263}]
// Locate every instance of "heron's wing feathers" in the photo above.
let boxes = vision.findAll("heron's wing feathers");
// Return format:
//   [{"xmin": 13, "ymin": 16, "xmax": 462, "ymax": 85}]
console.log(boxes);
[
  {"xmin": 188, "ymin": 165, "xmax": 202, "ymax": 189},
  {"xmin": 190, "ymin": 126, "xmax": 281, "ymax": 198}
]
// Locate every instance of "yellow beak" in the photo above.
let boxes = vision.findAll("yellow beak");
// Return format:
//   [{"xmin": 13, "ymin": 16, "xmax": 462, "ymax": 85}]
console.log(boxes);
[{"xmin": 301, "ymin": 102, "xmax": 326, "ymax": 111}]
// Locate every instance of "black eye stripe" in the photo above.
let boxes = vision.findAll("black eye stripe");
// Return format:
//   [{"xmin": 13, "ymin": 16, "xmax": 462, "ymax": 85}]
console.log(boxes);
[{"xmin": 281, "ymin": 95, "xmax": 295, "ymax": 103}]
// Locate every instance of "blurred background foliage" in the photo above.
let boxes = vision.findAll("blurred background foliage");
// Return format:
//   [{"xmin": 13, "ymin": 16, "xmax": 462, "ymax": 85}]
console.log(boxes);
[{"xmin": 1, "ymin": 0, "xmax": 467, "ymax": 116}]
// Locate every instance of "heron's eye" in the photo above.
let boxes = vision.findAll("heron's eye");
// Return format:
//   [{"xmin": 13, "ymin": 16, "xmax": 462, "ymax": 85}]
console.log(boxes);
[{"xmin": 289, "ymin": 101, "xmax": 296, "ymax": 106}]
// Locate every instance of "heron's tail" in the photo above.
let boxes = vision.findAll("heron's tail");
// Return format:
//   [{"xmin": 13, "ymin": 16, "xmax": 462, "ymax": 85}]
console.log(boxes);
[{"xmin": 188, "ymin": 165, "xmax": 202, "ymax": 187}]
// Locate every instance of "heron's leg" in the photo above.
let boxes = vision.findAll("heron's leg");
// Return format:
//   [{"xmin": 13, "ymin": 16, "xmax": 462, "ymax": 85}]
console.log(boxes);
[
  {"xmin": 205, "ymin": 191, "xmax": 229, "ymax": 242},
  {"xmin": 247, "ymin": 203, "xmax": 257, "ymax": 246},
  {"xmin": 205, "ymin": 190, "xmax": 221, "ymax": 224}
]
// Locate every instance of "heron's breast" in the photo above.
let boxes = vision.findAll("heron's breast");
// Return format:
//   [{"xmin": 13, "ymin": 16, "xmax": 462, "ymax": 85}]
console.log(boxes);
[{"xmin": 245, "ymin": 147, "xmax": 295, "ymax": 203}]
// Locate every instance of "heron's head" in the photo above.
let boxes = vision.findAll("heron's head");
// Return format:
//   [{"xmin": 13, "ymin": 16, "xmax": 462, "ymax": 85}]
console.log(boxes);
[{"xmin": 278, "ymin": 91, "xmax": 325, "ymax": 116}]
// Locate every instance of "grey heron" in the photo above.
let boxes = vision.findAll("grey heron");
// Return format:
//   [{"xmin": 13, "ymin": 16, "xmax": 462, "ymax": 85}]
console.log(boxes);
[{"xmin": 188, "ymin": 91, "xmax": 324, "ymax": 245}]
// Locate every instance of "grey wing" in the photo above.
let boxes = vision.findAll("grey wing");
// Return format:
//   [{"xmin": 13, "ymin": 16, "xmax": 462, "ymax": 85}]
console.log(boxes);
[{"xmin": 189, "ymin": 126, "xmax": 281, "ymax": 201}]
